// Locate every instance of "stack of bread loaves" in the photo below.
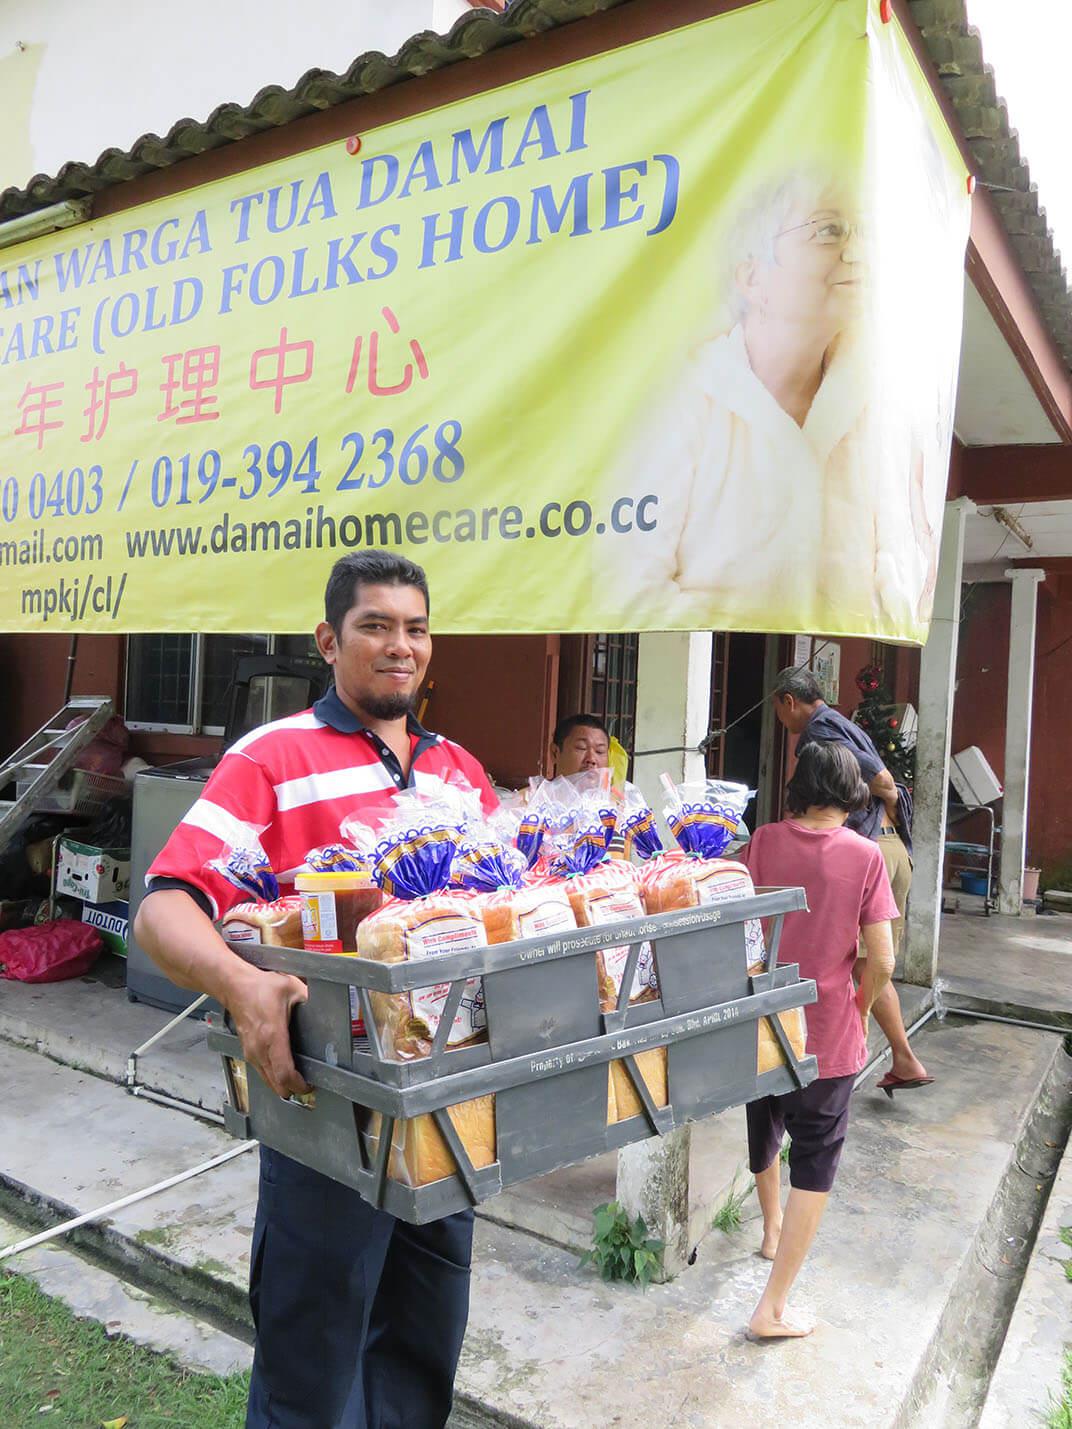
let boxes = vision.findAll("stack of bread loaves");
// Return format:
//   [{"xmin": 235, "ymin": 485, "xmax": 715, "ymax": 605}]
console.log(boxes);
[
  {"xmin": 637, "ymin": 780, "xmax": 806, "ymax": 1077},
  {"xmin": 358, "ymin": 792, "xmax": 528, "ymax": 1186},
  {"xmin": 535, "ymin": 780, "xmax": 667, "ymax": 1125}
]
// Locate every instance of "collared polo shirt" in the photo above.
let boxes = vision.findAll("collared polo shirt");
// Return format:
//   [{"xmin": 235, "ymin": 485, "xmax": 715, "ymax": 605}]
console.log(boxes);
[
  {"xmin": 794, "ymin": 702, "xmax": 885, "ymax": 841},
  {"xmin": 146, "ymin": 686, "xmax": 497, "ymax": 919}
]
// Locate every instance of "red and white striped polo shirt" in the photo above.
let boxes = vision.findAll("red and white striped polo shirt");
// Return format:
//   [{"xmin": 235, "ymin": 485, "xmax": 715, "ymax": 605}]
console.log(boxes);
[{"xmin": 147, "ymin": 687, "xmax": 497, "ymax": 919}]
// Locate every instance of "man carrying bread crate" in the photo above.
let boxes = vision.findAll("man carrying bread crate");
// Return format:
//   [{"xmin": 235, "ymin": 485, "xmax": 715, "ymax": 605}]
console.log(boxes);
[{"xmin": 134, "ymin": 551, "xmax": 498, "ymax": 1429}]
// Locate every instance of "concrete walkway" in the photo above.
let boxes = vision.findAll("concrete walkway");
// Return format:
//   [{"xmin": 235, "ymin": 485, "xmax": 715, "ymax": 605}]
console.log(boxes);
[
  {"xmin": 2, "ymin": 1017, "xmax": 1067, "ymax": 1426},
  {"xmin": 937, "ymin": 900, "xmax": 1072, "ymax": 1027},
  {"xmin": 457, "ymin": 1017, "xmax": 1067, "ymax": 1429},
  {"xmin": 0, "ymin": 960, "xmax": 226, "ymax": 1116},
  {"xmin": 2, "ymin": 910, "xmax": 1070, "ymax": 1423}
]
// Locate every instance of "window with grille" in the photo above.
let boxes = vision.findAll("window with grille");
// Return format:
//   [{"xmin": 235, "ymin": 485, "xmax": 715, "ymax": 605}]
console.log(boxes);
[
  {"xmin": 588, "ymin": 633, "xmax": 639, "ymax": 756},
  {"xmin": 125, "ymin": 633, "xmax": 319, "ymax": 733}
]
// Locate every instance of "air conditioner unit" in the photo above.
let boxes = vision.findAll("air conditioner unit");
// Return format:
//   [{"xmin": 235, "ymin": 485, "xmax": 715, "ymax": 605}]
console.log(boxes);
[{"xmin": 950, "ymin": 746, "xmax": 1003, "ymax": 808}]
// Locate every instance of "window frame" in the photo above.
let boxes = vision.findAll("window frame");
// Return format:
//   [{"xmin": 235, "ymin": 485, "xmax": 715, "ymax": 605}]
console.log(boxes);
[
  {"xmin": 586, "ymin": 632, "xmax": 639, "ymax": 764},
  {"xmin": 124, "ymin": 632, "xmax": 285, "ymax": 735}
]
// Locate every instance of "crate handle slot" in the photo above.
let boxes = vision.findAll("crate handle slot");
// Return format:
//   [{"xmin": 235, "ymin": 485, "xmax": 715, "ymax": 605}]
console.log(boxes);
[
  {"xmin": 356, "ymin": 986, "xmax": 386, "ymax": 1062},
  {"xmin": 618, "ymin": 1053, "xmax": 675, "ymax": 1137},
  {"xmin": 749, "ymin": 968, "xmax": 808, "ymax": 1090},
  {"xmin": 428, "ymin": 978, "xmax": 468, "ymax": 1064},
  {"xmin": 429, "ymin": 1106, "xmax": 500, "ymax": 1206}
]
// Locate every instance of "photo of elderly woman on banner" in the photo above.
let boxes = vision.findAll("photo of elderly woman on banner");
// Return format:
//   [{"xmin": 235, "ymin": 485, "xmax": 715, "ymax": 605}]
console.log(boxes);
[{"xmin": 618, "ymin": 14, "xmax": 969, "ymax": 643}]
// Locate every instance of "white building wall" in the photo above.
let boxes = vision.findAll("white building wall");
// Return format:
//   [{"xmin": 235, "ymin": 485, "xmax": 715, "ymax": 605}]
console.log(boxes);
[{"xmin": 0, "ymin": 0, "xmax": 472, "ymax": 196}]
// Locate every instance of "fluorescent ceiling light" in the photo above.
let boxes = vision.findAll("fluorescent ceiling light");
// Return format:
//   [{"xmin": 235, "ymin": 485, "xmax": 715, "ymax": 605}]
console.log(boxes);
[{"xmin": 993, "ymin": 505, "xmax": 1034, "ymax": 550}]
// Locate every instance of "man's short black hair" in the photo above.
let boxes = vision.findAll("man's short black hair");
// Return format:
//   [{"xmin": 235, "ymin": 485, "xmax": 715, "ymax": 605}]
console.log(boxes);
[
  {"xmin": 772, "ymin": 667, "xmax": 825, "ymax": 705},
  {"xmin": 324, "ymin": 551, "xmax": 430, "ymax": 632},
  {"xmin": 552, "ymin": 712, "xmax": 610, "ymax": 748},
  {"xmin": 786, "ymin": 740, "xmax": 870, "ymax": 816}
]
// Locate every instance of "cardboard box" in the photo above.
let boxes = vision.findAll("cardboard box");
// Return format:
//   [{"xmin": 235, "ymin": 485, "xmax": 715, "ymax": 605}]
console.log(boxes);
[
  {"xmin": 81, "ymin": 899, "xmax": 129, "ymax": 957},
  {"xmin": 56, "ymin": 839, "xmax": 131, "ymax": 903}
]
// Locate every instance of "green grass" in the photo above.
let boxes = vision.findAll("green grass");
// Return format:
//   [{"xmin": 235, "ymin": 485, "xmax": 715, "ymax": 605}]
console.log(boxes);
[
  {"xmin": 1060, "ymin": 1226, "xmax": 1072, "ymax": 1283},
  {"xmin": 0, "ymin": 1270, "xmax": 249, "ymax": 1428},
  {"xmin": 712, "ymin": 1168, "xmax": 754, "ymax": 1234},
  {"xmin": 1046, "ymin": 1350, "xmax": 1072, "ymax": 1429}
]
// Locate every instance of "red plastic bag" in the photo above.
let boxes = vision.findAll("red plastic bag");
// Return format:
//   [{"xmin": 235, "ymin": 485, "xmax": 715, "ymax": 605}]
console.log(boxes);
[
  {"xmin": 65, "ymin": 714, "xmax": 130, "ymax": 776},
  {"xmin": 0, "ymin": 920, "xmax": 103, "ymax": 983}
]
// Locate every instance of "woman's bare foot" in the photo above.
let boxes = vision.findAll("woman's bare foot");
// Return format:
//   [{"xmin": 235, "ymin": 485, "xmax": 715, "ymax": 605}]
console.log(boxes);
[
  {"xmin": 759, "ymin": 1223, "xmax": 782, "ymax": 1260},
  {"xmin": 890, "ymin": 1049, "xmax": 929, "ymax": 1082},
  {"xmin": 746, "ymin": 1306, "xmax": 815, "ymax": 1341}
]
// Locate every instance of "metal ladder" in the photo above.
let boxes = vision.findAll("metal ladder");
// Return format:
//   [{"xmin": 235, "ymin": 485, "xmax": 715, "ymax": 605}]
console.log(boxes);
[{"xmin": 0, "ymin": 696, "xmax": 115, "ymax": 850}]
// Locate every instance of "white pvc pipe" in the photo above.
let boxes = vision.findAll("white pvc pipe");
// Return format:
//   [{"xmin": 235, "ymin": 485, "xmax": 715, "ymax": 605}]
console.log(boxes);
[
  {"xmin": 129, "ymin": 1083, "xmax": 226, "ymax": 1126},
  {"xmin": 0, "ymin": 1139, "xmax": 255, "ymax": 1263},
  {"xmin": 127, "ymin": 994, "xmax": 209, "ymax": 1074}
]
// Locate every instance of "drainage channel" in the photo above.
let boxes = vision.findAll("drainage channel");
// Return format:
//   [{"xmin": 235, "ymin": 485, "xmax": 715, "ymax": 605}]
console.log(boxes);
[
  {"xmin": 0, "ymin": 1172, "xmax": 255, "ymax": 1338},
  {"xmin": 895, "ymin": 1021, "xmax": 1072, "ymax": 1429}
]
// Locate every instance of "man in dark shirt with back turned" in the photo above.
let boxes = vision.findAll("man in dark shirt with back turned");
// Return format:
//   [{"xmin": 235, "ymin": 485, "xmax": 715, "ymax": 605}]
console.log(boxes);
[{"xmin": 772, "ymin": 668, "xmax": 930, "ymax": 1093}]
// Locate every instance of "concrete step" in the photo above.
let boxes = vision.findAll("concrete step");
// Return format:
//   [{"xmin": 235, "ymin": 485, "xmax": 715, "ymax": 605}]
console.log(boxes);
[
  {"xmin": 454, "ymin": 1017, "xmax": 1071, "ymax": 1429},
  {"xmin": 978, "ymin": 1115, "xmax": 1072, "ymax": 1426},
  {"xmin": 0, "ymin": 1211, "xmax": 252, "ymax": 1378},
  {"xmin": 0, "ymin": 1041, "xmax": 256, "ymax": 1329},
  {"xmin": 0, "ymin": 958, "xmax": 226, "ymax": 1117}
]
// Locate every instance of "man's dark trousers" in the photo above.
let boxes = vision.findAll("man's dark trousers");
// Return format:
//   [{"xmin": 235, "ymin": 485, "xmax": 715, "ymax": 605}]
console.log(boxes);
[{"xmin": 245, "ymin": 1147, "xmax": 474, "ymax": 1429}]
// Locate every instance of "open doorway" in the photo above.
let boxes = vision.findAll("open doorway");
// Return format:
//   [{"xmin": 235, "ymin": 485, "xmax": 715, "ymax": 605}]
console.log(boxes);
[{"xmin": 708, "ymin": 632, "xmax": 770, "ymax": 831}]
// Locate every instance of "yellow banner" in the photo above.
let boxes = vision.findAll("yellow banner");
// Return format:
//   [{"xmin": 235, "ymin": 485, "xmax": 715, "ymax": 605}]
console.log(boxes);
[{"xmin": 0, "ymin": 0, "xmax": 968, "ymax": 640}]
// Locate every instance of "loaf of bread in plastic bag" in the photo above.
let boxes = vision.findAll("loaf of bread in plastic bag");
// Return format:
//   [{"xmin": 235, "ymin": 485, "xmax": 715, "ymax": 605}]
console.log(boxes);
[
  {"xmin": 479, "ymin": 881, "xmax": 576, "ymax": 945},
  {"xmin": 607, "ymin": 1048, "xmax": 668, "ymax": 1124},
  {"xmin": 563, "ymin": 858, "xmax": 655, "ymax": 1011},
  {"xmin": 640, "ymin": 853, "xmax": 767, "ymax": 969},
  {"xmin": 221, "ymin": 897, "xmax": 303, "ymax": 948},
  {"xmin": 365, "ymin": 1095, "xmax": 497, "ymax": 1187},
  {"xmin": 357, "ymin": 891, "xmax": 489, "ymax": 1061},
  {"xmin": 749, "ymin": 957, "xmax": 808, "ymax": 1075}
]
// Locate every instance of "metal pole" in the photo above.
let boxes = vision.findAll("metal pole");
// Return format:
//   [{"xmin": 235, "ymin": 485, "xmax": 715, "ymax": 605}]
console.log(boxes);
[
  {"xmin": 62, "ymin": 636, "xmax": 79, "ymax": 704},
  {"xmin": 125, "ymin": 994, "xmax": 209, "ymax": 1088},
  {"xmin": 129, "ymin": 1084, "xmax": 226, "ymax": 1126},
  {"xmin": 940, "ymin": 1006, "xmax": 1071, "ymax": 1037}
]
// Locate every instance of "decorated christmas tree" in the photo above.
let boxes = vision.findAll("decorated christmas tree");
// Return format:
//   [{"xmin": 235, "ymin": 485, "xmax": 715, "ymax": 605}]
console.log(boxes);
[{"xmin": 852, "ymin": 663, "xmax": 915, "ymax": 788}]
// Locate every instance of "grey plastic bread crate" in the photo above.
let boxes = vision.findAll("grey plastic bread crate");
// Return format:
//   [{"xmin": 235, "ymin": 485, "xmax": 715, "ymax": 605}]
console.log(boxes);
[{"xmin": 207, "ymin": 886, "xmax": 817, "ymax": 1223}]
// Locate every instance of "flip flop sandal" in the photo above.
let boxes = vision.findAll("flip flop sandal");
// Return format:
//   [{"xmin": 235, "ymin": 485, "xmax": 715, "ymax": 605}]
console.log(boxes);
[{"xmin": 876, "ymin": 1072, "xmax": 935, "ymax": 1099}]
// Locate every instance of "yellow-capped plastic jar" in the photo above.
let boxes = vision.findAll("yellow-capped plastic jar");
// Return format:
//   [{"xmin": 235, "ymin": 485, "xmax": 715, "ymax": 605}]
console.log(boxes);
[{"xmin": 294, "ymin": 870, "xmax": 382, "ymax": 955}]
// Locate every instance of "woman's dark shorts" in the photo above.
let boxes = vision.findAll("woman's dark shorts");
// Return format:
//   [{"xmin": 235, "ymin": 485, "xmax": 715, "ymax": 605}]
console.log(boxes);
[{"xmin": 746, "ymin": 1073, "xmax": 855, "ymax": 1192}]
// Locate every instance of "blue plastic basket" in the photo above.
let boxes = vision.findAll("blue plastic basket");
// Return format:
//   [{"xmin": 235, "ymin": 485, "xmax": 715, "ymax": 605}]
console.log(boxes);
[{"xmin": 959, "ymin": 871, "xmax": 990, "ymax": 897}]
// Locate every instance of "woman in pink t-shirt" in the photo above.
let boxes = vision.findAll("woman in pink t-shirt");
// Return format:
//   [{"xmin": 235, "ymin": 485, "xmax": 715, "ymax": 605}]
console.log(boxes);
[{"xmin": 739, "ymin": 740, "xmax": 897, "ymax": 1342}]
